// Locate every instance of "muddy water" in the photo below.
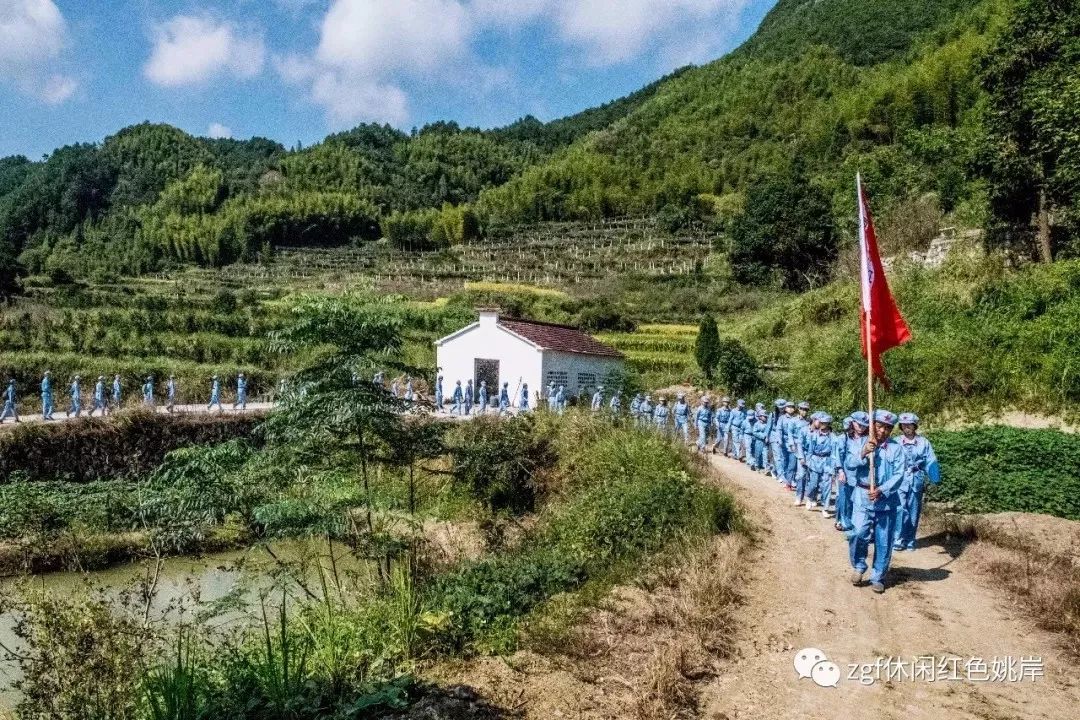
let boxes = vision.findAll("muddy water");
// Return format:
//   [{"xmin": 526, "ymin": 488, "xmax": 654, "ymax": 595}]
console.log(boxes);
[{"xmin": 0, "ymin": 539, "xmax": 376, "ymax": 709}]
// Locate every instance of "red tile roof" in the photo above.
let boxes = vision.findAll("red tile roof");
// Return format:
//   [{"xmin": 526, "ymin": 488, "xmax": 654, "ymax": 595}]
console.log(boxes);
[{"xmin": 498, "ymin": 318, "xmax": 623, "ymax": 359}]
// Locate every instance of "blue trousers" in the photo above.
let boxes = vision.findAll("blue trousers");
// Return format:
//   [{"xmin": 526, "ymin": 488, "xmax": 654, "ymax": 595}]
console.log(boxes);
[
  {"xmin": 68, "ymin": 398, "xmax": 81, "ymax": 417},
  {"xmin": 794, "ymin": 462, "xmax": 812, "ymax": 502},
  {"xmin": 742, "ymin": 433, "xmax": 753, "ymax": 464},
  {"xmin": 750, "ymin": 438, "xmax": 766, "ymax": 470},
  {"xmin": 0, "ymin": 401, "xmax": 17, "ymax": 421},
  {"xmin": 729, "ymin": 428, "xmax": 743, "ymax": 458},
  {"xmin": 814, "ymin": 470, "xmax": 832, "ymax": 508},
  {"xmin": 836, "ymin": 482, "xmax": 853, "ymax": 529},
  {"xmin": 769, "ymin": 438, "xmax": 785, "ymax": 481},
  {"xmin": 849, "ymin": 488, "xmax": 898, "ymax": 585},
  {"xmin": 714, "ymin": 426, "xmax": 728, "ymax": 450},
  {"xmin": 696, "ymin": 421, "xmax": 709, "ymax": 450},
  {"xmin": 435, "ymin": 392, "xmax": 443, "ymax": 410},
  {"xmin": 785, "ymin": 450, "xmax": 799, "ymax": 488},
  {"xmin": 675, "ymin": 418, "xmax": 689, "ymax": 442},
  {"xmin": 894, "ymin": 485, "xmax": 925, "ymax": 549},
  {"xmin": 42, "ymin": 394, "xmax": 53, "ymax": 418}
]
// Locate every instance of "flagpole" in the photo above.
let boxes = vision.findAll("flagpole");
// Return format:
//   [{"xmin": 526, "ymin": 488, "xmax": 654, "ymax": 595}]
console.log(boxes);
[{"xmin": 858, "ymin": 173, "xmax": 877, "ymax": 493}]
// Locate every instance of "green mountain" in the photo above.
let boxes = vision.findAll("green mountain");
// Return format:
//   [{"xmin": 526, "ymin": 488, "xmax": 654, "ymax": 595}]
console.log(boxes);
[{"xmin": 1, "ymin": 0, "xmax": 1076, "ymax": 292}]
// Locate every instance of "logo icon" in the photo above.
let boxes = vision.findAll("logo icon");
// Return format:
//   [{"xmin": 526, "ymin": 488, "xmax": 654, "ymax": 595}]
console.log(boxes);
[{"xmin": 794, "ymin": 648, "xmax": 840, "ymax": 688}]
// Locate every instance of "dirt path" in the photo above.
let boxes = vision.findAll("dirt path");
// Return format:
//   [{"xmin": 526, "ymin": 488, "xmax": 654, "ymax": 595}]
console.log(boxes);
[
  {"xmin": 0, "ymin": 402, "xmax": 275, "ymax": 429},
  {"xmin": 702, "ymin": 453, "xmax": 1080, "ymax": 720}
]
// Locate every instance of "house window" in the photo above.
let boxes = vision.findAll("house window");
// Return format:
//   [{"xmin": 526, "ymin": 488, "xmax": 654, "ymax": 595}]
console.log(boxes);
[{"xmin": 576, "ymin": 372, "xmax": 597, "ymax": 389}]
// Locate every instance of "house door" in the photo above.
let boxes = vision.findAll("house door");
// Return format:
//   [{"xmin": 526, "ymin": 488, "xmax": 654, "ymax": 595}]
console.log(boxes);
[{"xmin": 474, "ymin": 359, "xmax": 499, "ymax": 406}]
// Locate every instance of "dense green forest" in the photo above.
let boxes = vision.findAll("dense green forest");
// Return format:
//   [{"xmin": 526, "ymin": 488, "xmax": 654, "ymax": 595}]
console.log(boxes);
[{"xmin": 1, "ymin": 0, "xmax": 1078, "ymax": 295}]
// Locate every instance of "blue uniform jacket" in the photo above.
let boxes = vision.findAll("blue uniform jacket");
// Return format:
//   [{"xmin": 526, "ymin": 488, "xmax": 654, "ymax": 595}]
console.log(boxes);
[{"xmin": 899, "ymin": 435, "xmax": 940, "ymax": 492}]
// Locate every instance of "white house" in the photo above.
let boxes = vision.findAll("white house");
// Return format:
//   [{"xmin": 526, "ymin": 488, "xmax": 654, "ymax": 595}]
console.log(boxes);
[{"xmin": 434, "ymin": 310, "xmax": 624, "ymax": 405}]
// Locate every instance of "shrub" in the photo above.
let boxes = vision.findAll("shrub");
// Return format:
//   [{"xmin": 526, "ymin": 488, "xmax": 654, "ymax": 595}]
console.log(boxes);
[
  {"xmin": 447, "ymin": 415, "xmax": 555, "ymax": 512},
  {"xmin": 927, "ymin": 427, "xmax": 1080, "ymax": 520}
]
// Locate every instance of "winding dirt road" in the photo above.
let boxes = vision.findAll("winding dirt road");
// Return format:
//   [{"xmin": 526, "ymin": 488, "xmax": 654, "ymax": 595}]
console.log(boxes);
[{"xmin": 702, "ymin": 453, "xmax": 1080, "ymax": 720}]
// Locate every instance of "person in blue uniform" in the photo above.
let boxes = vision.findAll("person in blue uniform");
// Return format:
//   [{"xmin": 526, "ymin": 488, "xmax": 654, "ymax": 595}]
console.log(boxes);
[
  {"xmin": 166, "ymin": 375, "xmax": 176, "ymax": 413},
  {"xmin": 452, "ymin": 380, "xmax": 464, "ymax": 414},
  {"xmin": 498, "ymin": 381, "xmax": 510, "ymax": 415},
  {"xmin": 591, "ymin": 386, "xmax": 604, "ymax": 412},
  {"xmin": 848, "ymin": 409, "xmax": 907, "ymax": 593},
  {"xmin": 785, "ymin": 401, "xmax": 811, "ymax": 490},
  {"xmin": 673, "ymin": 393, "xmax": 690, "ymax": 443},
  {"xmin": 546, "ymin": 382, "xmax": 557, "ymax": 412},
  {"xmin": 464, "ymin": 380, "xmax": 474, "ymax": 415},
  {"xmin": 768, "ymin": 399, "xmax": 787, "ymax": 483},
  {"xmin": 727, "ymin": 399, "xmax": 747, "ymax": 459},
  {"xmin": 609, "ymin": 390, "xmax": 621, "ymax": 416},
  {"xmin": 793, "ymin": 412, "xmax": 821, "ymax": 506},
  {"xmin": 806, "ymin": 414, "xmax": 837, "ymax": 513},
  {"xmin": 712, "ymin": 397, "xmax": 731, "ymax": 453},
  {"xmin": 630, "ymin": 393, "xmax": 642, "ymax": 424},
  {"xmin": 477, "ymin": 380, "xmax": 488, "ymax": 414},
  {"xmin": 233, "ymin": 373, "xmax": 246, "ymax": 410},
  {"xmin": 835, "ymin": 412, "xmax": 869, "ymax": 532},
  {"xmin": 893, "ymin": 413, "xmax": 940, "ymax": 551},
  {"xmin": 639, "ymin": 394, "xmax": 653, "ymax": 428},
  {"xmin": 519, "ymin": 382, "xmax": 530, "ymax": 411},
  {"xmin": 404, "ymin": 377, "xmax": 415, "ymax": 404},
  {"xmin": 653, "ymin": 396, "xmax": 670, "ymax": 433},
  {"xmin": 41, "ymin": 371, "xmax": 56, "ymax": 420},
  {"xmin": 112, "ymin": 374, "xmax": 122, "ymax": 412},
  {"xmin": 1, "ymin": 379, "xmax": 19, "ymax": 423},
  {"xmin": 694, "ymin": 396, "xmax": 713, "ymax": 452},
  {"xmin": 741, "ymin": 405, "xmax": 759, "ymax": 465},
  {"xmin": 435, "ymin": 375, "xmax": 444, "ymax": 413},
  {"xmin": 66, "ymin": 375, "xmax": 82, "ymax": 418},
  {"xmin": 143, "ymin": 375, "xmax": 155, "ymax": 407},
  {"xmin": 91, "ymin": 376, "xmax": 108, "ymax": 417},
  {"xmin": 208, "ymin": 375, "xmax": 223, "ymax": 411},
  {"xmin": 750, "ymin": 407, "xmax": 770, "ymax": 472},
  {"xmin": 555, "ymin": 385, "xmax": 566, "ymax": 415}
]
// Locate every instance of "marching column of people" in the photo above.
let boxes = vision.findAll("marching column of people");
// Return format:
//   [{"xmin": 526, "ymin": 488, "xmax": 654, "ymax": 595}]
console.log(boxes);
[
  {"xmin": 681, "ymin": 392, "xmax": 938, "ymax": 594},
  {"xmin": 0, "ymin": 371, "xmax": 259, "ymax": 423}
]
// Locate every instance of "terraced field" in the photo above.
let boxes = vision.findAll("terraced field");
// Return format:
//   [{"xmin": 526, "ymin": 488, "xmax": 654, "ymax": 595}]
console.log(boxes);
[{"xmin": 597, "ymin": 323, "xmax": 699, "ymax": 388}]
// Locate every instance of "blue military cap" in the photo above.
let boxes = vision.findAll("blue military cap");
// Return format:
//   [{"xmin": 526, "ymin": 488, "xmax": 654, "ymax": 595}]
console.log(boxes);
[
  {"xmin": 819, "ymin": 413, "xmax": 833, "ymax": 424},
  {"xmin": 874, "ymin": 409, "xmax": 898, "ymax": 426},
  {"xmin": 842, "ymin": 416, "xmax": 853, "ymax": 430},
  {"xmin": 784, "ymin": 399, "xmax": 796, "ymax": 408},
  {"xmin": 810, "ymin": 411, "xmax": 824, "ymax": 421},
  {"xmin": 850, "ymin": 411, "xmax": 870, "ymax": 427},
  {"xmin": 774, "ymin": 398, "xmax": 787, "ymax": 408},
  {"xmin": 798, "ymin": 401, "xmax": 811, "ymax": 410},
  {"xmin": 757, "ymin": 408, "xmax": 768, "ymax": 417},
  {"xmin": 721, "ymin": 396, "xmax": 730, "ymax": 403},
  {"xmin": 899, "ymin": 412, "xmax": 919, "ymax": 425},
  {"xmin": 736, "ymin": 398, "xmax": 746, "ymax": 408}
]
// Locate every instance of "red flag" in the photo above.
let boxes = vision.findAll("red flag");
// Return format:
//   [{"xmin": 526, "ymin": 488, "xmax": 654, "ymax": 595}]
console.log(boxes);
[{"xmin": 857, "ymin": 175, "xmax": 911, "ymax": 387}]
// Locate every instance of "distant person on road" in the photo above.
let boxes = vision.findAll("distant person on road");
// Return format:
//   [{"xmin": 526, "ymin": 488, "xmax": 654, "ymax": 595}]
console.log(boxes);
[
  {"xmin": 464, "ymin": 379, "xmax": 474, "ymax": 415},
  {"xmin": 434, "ymin": 375, "xmax": 444, "ymax": 412},
  {"xmin": 41, "ymin": 371, "xmax": 54, "ymax": 421},
  {"xmin": 166, "ymin": 375, "xmax": 177, "ymax": 413},
  {"xmin": 768, "ymin": 399, "xmax": 787, "ymax": 482},
  {"xmin": 477, "ymin": 380, "xmax": 488, "ymax": 414},
  {"xmin": 451, "ymin": 380, "xmax": 463, "ymax": 415},
  {"xmin": 639, "ymin": 394, "xmax": 653, "ymax": 428},
  {"xmin": 728, "ymin": 399, "xmax": 747, "ymax": 459},
  {"xmin": 498, "ymin": 381, "xmax": 510, "ymax": 414},
  {"xmin": 751, "ymin": 407, "xmax": 770, "ymax": 472},
  {"xmin": 91, "ymin": 376, "xmax": 107, "ymax": 417},
  {"xmin": 143, "ymin": 376, "xmax": 154, "ymax": 407},
  {"xmin": 653, "ymin": 396, "xmax": 670, "ymax": 433},
  {"xmin": 1, "ymin": 379, "xmax": 19, "ymax": 423},
  {"xmin": 112, "ymin": 374, "xmax": 122, "ymax": 412},
  {"xmin": 518, "ymin": 382, "xmax": 529, "ymax": 412},
  {"xmin": 546, "ymin": 382, "xmax": 557, "ymax": 411},
  {"xmin": 555, "ymin": 385, "xmax": 566, "ymax": 415},
  {"xmin": 609, "ymin": 389, "xmax": 622, "ymax": 416},
  {"xmin": 673, "ymin": 392, "xmax": 690, "ymax": 443},
  {"xmin": 591, "ymin": 386, "xmax": 603, "ymax": 412},
  {"xmin": 208, "ymin": 375, "xmax": 223, "ymax": 411},
  {"xmin": 712, "ymin": 397, "xmax": 731, "ymax": 454},
  {"xmin": 893, "ymin": 413, "xmax": 940, "ymax": 552},
  {"xmin": 694, "ymin": 396, "xmax": 712, "ymax": 451},
  {"xmin": 66, "ymin": 375, "xmax": 82, "ymax": 418},
  {"xmin": 234, "ymin": 373, "xmax": 247, "ymax": 410},
  {"xmin": 629, "ymin": 393, "xmax": 642, "ymax": 423},
  {"xmin": 848, "ymin": 409, "xmax": 905, "ymax": 594}
]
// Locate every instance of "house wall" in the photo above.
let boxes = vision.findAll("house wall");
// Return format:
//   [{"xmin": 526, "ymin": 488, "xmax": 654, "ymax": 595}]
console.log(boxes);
[
  {"xmin": 435, "ymin": 321, "xmax": 543, "ymax": 405},
  {"xmin": 540, "ymin": 350, "xmax": 624, "ymax": 401}
]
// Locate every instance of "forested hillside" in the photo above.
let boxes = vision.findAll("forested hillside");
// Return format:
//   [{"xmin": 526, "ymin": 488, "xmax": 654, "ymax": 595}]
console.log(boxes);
[{"xmin": 1, "ymin": 0, "xmax": 1077, "ymax": 295}]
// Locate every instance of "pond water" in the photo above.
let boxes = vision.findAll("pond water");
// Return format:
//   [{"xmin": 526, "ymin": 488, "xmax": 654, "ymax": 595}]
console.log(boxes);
[{"xmin": 0, "ymin": 538, "xmax": 376, "ymax": 709}]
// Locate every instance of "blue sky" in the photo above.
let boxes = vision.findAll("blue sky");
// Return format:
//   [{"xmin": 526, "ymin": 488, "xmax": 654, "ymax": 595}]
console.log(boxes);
[{"xmin": 1, "ymin": 0, "xmax": 777, "ymax": 159}]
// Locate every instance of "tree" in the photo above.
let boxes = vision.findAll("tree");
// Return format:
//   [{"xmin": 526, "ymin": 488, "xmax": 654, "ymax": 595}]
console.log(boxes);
[
  {"xmin": 715, "ymin": 337, "xmax": 761, "ymax": 395},
  {"xmin": 980, "ymin": 0, "xmax": 1080, "ymax": 262},
  {"xmin": 694, "ymin": 316, "xmax": 722, "ymax": 381},
  {"xmin": 729, "ymin": 166, "xmax": 837, "ymax": 291}
]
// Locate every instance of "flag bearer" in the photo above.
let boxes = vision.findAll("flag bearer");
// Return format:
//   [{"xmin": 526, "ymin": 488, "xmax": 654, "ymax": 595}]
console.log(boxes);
[{"xmin": 849, "ymin": 409, "xmax": 906, "ymax": 593}]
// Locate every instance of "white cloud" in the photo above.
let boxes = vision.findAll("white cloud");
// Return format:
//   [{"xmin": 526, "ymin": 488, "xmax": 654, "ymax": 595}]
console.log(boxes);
[
  {"xmin": 0, "ymin": 0, "xmax": 78, "ymax": 103},
  {"xmin": 207, "ymin": 122, "xmax": 233, "ymax": 139},
  {"xmin": 316, "ymin": 0, "xmax": 470, "ymax": 76},
  {"xmin": 145, "ymin": 15, "xmax": 266, "ymax": 87},
  {"xmin": 277, "ymin": 53, "xmax": 410, "ymax": 128},
  {"xmin": 469, "ymin": 0, "xmax": 747, "ymax": 66}
]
